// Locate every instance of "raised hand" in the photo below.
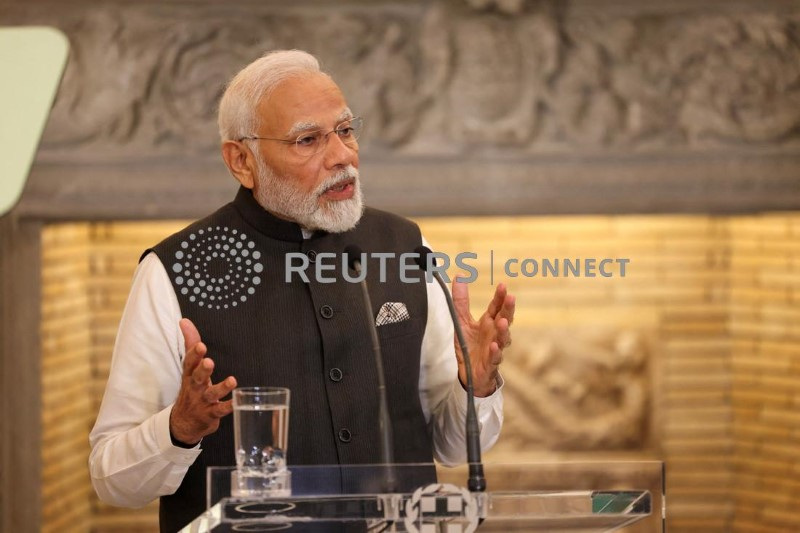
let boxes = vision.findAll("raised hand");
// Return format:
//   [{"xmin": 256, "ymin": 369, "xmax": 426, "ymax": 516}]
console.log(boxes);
[
  {"xmin": 451, "ymin": 280, "xmax": 516, "ymax": 397},
  {"xmin": 169, "ymin": 318, "xmax": 237, "ymax": 445}
]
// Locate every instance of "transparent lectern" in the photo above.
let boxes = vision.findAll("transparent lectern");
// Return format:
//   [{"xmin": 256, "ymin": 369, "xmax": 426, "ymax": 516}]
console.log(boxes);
[{"xmin": 183, "ymin": 461, "xmax": 664, "ymax": 532}]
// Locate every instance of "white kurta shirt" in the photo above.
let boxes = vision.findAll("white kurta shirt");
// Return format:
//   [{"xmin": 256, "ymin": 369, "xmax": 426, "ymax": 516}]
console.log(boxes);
[{"xmin": 89, "ymin": 245, "xmax": 503, "ymax": 508}]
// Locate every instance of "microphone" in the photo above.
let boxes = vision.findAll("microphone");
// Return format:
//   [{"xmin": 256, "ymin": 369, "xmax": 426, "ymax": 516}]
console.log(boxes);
[
  {"xmin": 414, "ymin": 245, "xmax": 486, "ymax": 493},
  {"xmin": 344, "ymin": 245, "xmax": 397, "ymax": 492}
]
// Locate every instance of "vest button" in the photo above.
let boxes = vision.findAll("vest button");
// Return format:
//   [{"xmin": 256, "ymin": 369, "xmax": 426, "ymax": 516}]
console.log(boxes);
[
  {"xmin": 338, "ymin": 428, "xmax": 352, "ymax": 443},
  {"xmin": 329, "ymin": 367, "xmax": 343, "ymax": 382},
  {"xmin": 307, "ymin": 250, "xmax": 317, "ymax": 263},
  {"xmin": 320, "ymin": 305, "xmax": 334, "ymax": 319}
]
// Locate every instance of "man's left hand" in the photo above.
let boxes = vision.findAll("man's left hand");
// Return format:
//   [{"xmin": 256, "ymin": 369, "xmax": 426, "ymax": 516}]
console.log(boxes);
[{"xmin": 452, "ymin": 279, "xmax": 516, "ymax": 397}]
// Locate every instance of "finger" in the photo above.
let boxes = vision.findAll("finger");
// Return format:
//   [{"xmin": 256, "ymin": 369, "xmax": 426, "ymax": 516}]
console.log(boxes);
[
  {"xmin": 496, "ymin": 293, "xmax": 516, "ymax": 325},
  {"xmin": 212, "ymin": 399, "xmax": 235, "ymax": 418},
  {"xmin": 182, "ymin": 342, "xmax": 207, "ymax": 377},
  {"xmin": 202, "ymin": 376, "xmax": 237, "ymax": 403},
  {"xmin": 494, "ymin": 317, "xmax": 511, "ymax": 348},
  {"xmin": 180, "ymin": 319, "xmax": 206, "ymax": 375},
  {"xmin": 471, "ymin": 315, "xmax": 496, "ymax": 367},
  {"xmin": 451, "ymin": 275, "xmax": 473, "ymax": 326},
  {"xmin": 485, "ymin": 283, "xmax": 508, "ymax": 318},
  {"xmin": 191, "ymin": 357, "xmax": 215, "ymax": 386},
  {"xmin": 488, "ymin": 341, "xmax": 503, "ymax": 366},
  {"xmin": 180, "ymin": 318, "xmax": 202, "ymax": 351}
]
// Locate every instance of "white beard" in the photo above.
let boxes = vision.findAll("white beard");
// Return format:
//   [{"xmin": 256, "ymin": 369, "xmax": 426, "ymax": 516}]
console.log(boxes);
[{"xmin": 251, "ymin": 156, "xmax": 364, "ymax": 234}]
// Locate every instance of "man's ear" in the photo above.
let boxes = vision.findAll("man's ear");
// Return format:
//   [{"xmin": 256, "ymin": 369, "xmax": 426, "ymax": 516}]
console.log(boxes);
[{"xmin": 221, "ymin": 140, "xmax": 255, "ymax": 189}]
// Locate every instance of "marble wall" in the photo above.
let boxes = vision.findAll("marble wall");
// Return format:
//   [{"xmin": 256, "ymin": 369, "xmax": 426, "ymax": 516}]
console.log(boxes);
[{"xmin": 4, "ymin": 0, "xmax": 800, "ymax": 217}]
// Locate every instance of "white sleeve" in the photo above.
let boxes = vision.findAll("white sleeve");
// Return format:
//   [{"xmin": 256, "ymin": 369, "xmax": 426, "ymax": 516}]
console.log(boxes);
[
  {"xmin": 417, "ymin": 237, "xmax": 504, "ymax": 466},
  {"xmin": 88, "ymin": 252, "xmax": 200, "ymax": 508}
]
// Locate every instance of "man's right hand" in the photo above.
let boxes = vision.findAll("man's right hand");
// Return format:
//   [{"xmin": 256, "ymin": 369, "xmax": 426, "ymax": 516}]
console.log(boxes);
[{"xmin": 169, "ymin": 318, "xmax": 237, "ymax": 446}]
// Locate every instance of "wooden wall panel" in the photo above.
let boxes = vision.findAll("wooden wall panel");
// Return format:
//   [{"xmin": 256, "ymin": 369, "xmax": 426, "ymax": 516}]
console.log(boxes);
[
  {"xmin": 0, "ymin": 216, "xmax": 43, "ymax": 533},
  {"xmin": 30, "ymin": 213, "xmax": 800, "ymax": 532},
  {"xmin": 40, "ymin": 224, "xmax": 93, "ymax": 533},
  {"xmin": 729, "ymin": 216, "xmax": 800, "ymax": 533}
]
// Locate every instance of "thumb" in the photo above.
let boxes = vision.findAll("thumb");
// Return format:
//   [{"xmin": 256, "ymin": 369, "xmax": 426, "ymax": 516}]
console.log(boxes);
[
  {"xmin": 179, "ymin": 318, "xmax": 202, "ymax": 352},
  {"xmin": 451, "ymin": 274, "xmax": 472, "ymax": 326}
]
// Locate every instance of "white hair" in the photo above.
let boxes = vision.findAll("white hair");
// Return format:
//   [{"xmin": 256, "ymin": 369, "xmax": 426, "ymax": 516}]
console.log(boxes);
[{"xmin": 218, "ymin": 50, "xmax": 324, "ymax": 141}]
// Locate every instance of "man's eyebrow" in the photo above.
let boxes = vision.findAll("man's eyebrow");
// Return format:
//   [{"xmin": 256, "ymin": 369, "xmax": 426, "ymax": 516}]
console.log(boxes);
[
  {"xmin": 285, "ymin": 109, "xmax": 353, "ymax": 137},
  {"xmin": 337, "ymin": 108, "xmax": 354, "ymax": 122},
  {"xmin": 286, "ymin": 121, "xmax": 320, "ymax": 138}
]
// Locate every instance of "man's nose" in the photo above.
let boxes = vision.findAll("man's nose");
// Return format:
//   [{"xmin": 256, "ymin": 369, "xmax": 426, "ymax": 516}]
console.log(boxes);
[{"xmin": 322, "ymin": 132, "xmax": 357, "ymax": 169}]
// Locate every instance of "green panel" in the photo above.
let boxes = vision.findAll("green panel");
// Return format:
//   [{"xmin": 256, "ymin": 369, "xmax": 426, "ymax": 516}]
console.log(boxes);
[{"xmin": 0, "ymin": 26, "xmax": 68, "ymax": 216}]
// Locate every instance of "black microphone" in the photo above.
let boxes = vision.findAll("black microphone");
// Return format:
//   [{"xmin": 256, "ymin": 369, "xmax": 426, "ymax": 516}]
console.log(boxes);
[
  {"xmin": 414, "ymin": 245, "xmax": 486, "ymax": 493},
  {"xmin": 344, "ymin": 245, "xmax": 397, "ymax": 492}
]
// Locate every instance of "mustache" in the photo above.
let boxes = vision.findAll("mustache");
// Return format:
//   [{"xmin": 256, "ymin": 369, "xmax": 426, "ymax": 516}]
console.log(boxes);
[{"xmin": 314, "ymin": 165, "xmax": 359, "ymax": 197}]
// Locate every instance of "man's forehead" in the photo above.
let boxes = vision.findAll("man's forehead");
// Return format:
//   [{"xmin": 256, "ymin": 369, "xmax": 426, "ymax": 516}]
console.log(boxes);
[{"xmin": 258, "ymin": 73, "xmax": 350, "ymax": 133}]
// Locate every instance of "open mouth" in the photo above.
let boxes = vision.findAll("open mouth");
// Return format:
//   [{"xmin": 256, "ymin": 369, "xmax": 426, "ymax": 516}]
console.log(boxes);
[
  {"xmin": 322, "ymin": 178, "xmax": 355, "ymax": 197},
  {"xmin": 325, "ymin": 178, "xmax": 354, "ymax": 194}
]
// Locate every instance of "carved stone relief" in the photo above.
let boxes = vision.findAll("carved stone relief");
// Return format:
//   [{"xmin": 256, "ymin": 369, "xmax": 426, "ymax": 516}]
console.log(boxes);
[
  {"xmin": 464, "ymin": 0, "xmax": 529, "ymax": 15},
  {"xmin": 4, "ymin": 1, "xmax": 800, "ymax": 160},
  {"xmin": 493, "ymin": 326, "xmax": 651, "ymax": 452}
]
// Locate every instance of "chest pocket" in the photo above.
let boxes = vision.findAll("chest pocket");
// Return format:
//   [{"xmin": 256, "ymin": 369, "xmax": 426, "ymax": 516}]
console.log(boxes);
[{"xmin": 376, "ymin": 316, "xmax": 420, "ymax": 341}]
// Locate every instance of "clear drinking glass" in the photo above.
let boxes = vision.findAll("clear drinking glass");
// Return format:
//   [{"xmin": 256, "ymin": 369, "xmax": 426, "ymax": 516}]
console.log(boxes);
[{"xmin": 231, "ymin": 386, "xmax": 291, "ymax": 498}]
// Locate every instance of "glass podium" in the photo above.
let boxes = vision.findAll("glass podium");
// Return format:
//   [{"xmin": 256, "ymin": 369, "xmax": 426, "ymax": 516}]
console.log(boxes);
[{"xmin": 183, "ymin": 461, "xmax": 664, "ymax": 532}]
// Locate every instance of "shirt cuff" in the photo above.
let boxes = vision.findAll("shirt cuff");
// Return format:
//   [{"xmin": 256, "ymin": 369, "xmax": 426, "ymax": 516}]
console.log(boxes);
[
  {"xmin": 451, "ymin": 373, "xmax": 504, "ymax": 415},
  {"xmin": 155, "ymin": 404, "xmax": 202, "ymax": 465}
]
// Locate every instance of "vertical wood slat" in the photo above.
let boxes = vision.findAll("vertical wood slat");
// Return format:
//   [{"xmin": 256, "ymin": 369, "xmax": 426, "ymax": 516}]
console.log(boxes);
[
  {"xmin": 40, "ymin": 223, "xmax": 93, "ymax": 533},
  {"xmin": 729, "ymin": 216, "xmax": 800, "ymax": 533},
  {"xmin": 1, "ymin": 214, "xmax": 43, "ymax": 533}
]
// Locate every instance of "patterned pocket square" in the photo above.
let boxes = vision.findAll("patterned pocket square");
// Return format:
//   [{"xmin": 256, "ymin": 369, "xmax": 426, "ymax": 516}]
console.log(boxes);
[{"xmin": 375, "ymin": 302, "xmax": 411, "ymax": 327}]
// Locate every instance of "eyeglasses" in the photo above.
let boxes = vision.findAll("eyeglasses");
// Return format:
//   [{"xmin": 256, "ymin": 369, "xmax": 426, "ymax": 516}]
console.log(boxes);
[{"xmin": 238, "ymin": 117, "xmax": 363, "ymax": 158}]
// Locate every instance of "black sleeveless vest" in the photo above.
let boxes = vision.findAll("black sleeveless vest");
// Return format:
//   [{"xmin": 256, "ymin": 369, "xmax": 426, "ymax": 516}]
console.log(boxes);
[{"xmin": 148, "ymin": 188, "xmax": 436, "ymax": 531}]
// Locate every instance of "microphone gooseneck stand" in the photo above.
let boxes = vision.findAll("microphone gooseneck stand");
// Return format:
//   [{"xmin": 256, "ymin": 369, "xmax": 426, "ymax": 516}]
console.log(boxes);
[
  {"xmin": 344, "ymin": 244, "xmax": 397, "ymax": 493},
  {"xmin": 414, "ymin": 246, "xmax": 486, "ymax": 493}
]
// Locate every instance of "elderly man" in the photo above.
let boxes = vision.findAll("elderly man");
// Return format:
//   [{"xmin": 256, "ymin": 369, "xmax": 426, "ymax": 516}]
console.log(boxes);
[{"xmin": 89, "ymin": 50, "xmax": 515, "ymax": 532}]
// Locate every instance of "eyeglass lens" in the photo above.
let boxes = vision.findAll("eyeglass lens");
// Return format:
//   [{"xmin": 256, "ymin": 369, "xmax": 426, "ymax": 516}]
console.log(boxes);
[{"xmin": 294, "ymin": 117, "xmax": 363, "ymax": 156}]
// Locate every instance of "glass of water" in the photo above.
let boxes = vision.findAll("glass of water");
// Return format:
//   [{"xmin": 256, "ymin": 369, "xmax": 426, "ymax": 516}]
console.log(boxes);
[{"xmin": 231, "ymin": 386, "xmax": 291, "ymax": 498}]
